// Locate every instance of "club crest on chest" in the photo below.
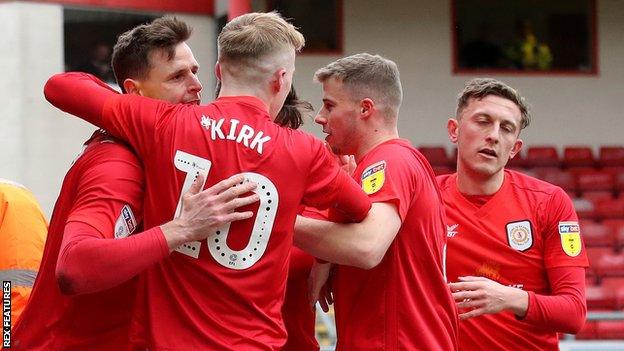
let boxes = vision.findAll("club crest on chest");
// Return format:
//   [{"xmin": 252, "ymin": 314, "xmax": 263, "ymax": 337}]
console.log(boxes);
[{"xmin": 506, "ymin": 220, "xmax": 533, "ymax": 252}]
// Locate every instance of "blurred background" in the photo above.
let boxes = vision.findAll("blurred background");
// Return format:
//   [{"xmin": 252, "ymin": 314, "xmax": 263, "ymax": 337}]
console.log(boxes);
[{"xmin": 1, "ymin": 0, "xmax": 622, "ymax": 349}]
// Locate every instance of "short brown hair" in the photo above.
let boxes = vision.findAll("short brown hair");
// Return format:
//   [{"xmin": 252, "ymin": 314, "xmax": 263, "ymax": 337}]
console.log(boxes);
[
  {"xmin": 218, "ymin": 12, "xmax": 304, "ymax": 64},
  {"xmin": 112, "ymin": 16, "xmax": 191, "ymax": 92},
  {"xmin": 314, "ymin": 53, "xmax": 402, "ymax": 117},
  {"xmin": 457, "ymin": 78, "xmax": 531, "ymax": 130}
]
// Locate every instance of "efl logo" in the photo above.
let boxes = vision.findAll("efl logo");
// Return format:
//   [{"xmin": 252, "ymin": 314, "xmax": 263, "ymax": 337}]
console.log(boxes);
[{"xmin": 3, "ymin": 281, "xmax": 10, "ymax": 348}]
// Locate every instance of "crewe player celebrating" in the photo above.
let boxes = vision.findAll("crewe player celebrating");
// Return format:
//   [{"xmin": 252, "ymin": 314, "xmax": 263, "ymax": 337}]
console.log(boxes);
[
  {"xmin": 44, "ymin": 12, "xmax": 371, "ymax": 351},
  {"xmin": 216, "ymin": 79, "xmax": 320, "ymax": 351},
  {"xmin": 440, "ymin": 78, "xmax": 589, "ymax": 350},
  {"xmin": 295, "ymin": 53, "xmax": 458, "ymax": 351},
  {"xmin": 12, "ymin": 17, "xmax": 258, "ymax": 350}
]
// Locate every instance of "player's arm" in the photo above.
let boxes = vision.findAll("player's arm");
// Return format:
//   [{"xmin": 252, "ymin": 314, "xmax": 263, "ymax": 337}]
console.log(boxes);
[
  {"xmin": 294, "ymin": 202, "xmax": 401, "ymax": 269},
  {"xmin": 44, "ymin": 72, "xmax": 168, "ymax": 155},
  {"xmin": 44, "ymin": 72, "xmax": 118, "ymax": 128},
  {"xmin": 56, "ymin": 161, "xmax": 259, "ymax": 295},
  {"xmin": 448, "ymin": 266, "xmax": 586, "ymax": 333}
]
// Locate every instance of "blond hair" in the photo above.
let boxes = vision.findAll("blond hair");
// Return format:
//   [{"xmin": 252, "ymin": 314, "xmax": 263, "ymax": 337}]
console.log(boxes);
[
  {"xmin": 218, "ymin": 12, "xmax": 304, "ymax": 63},
  {"xmin": 314, "ymin": 53, "xmax": 402, "ymax": 117},
  {"xmin": 457, "ymin": 78, "xmax": 531, "ymax": 130}
]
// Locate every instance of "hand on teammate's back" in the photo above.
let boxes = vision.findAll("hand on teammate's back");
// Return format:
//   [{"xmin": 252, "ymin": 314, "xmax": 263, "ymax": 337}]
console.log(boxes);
[{"xmin": 161, "ymin": 173, "xmax": 260, "ymax": 250}]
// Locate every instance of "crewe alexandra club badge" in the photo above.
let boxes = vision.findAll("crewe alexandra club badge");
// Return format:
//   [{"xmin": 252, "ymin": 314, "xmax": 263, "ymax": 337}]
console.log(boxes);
[
  {"xmin": 361, "ymin": 160, "xmax": 386, "ymax": 195},
  {"xmin": 559, "ymin": 221, "xmax": 582, "ymax": 257},
  {"xmin": 506, "ymin": 220, "xmax": 533, "ymax": 252}
]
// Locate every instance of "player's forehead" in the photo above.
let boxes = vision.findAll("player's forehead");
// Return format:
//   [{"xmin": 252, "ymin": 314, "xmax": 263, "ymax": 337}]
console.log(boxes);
[{"xmin": 462, "ymin": 95, "xmax": 522, "ymax": 125}]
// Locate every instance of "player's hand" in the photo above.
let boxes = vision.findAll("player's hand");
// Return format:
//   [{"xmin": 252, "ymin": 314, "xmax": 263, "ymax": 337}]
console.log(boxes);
[
  {"xmin": 448, "ymin": 276, "xmax": 528, "ymax": 320},
  {"xmin": 163, "ymin": 173, "xmax": 260, "ymax": 248},
  {"xmin": 308, "ymin": 261, "xmax": 333, "ymax": 313}
]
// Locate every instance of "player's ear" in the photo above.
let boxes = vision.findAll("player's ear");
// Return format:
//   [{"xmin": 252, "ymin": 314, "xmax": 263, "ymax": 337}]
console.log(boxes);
[
  {"xmin": 271, "ymin": 68, "xmax": 287, "ymax": 94},
  {"xmin": 447, "ymin": 118, "xmax": 459, "ymax": 143},
  {"xmin": 215, "ymin": 61, "xmax": 222, "ymax": 80},
  {"xmin": 509, "ymin": 138, "xmax": 523, "ymax": 159},
  {"xmin": 123, "ymin": 78, "xmax": 140, "ymax": 95},
  {"xmin": 359, "ymin": 98, "xmax": 375, "ymax": 119}
]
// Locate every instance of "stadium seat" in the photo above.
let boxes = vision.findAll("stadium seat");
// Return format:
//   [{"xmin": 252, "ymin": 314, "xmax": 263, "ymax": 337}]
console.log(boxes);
[
  {"xmin": 585, "ymin": 284, "xmax": 617, "ymax": 310},
  {"xmin": 564, "ymin": 146, "xmax": 596, "ymax": 169},
  {"xmin": 526, "ymin": 146, "xmax": 560, "ymax": 168},
  {"xmin": 575, "ymin": 170, "xmax": 616, "ymax": 193},
  {"xmin": 507, "ymin": 151, "xmax": 525, "ymax": 169},
  {"xmin": 601, "ymin": 277, "xmax": 624, "ymax": 309},
  {"xmin": 603, "ymin": 219, "xmax": 624, "ymax": 247},
  {"xmin": 581, "ymin": 191, "xmax": 613, "ymax": 203},
  {"xmin": 431, "ymin": 166, "xmax": 454, "ymax": 176},
  {"xmin": 596, "ymin": 320, "xmax": 624, "ymax": 339},
  {"xmin": 534, "ymin": 168, "xmax": 576, "ymax": 192},
  {"xmin": 418, "ymin": 146, "xmax": 452, "ymax": 167},
  {"xmin": 580, "ymin": 220, "xmax": 615, "ymax": 247},
  {"xmin": 573, "ymin": 197, "xmax": 596, "ymax": 220},
  {"xmin": 593, "ymin": 251, "xmax": 624, "ymax": 277},
  {"xmin": 599, "ymin": 146, "xmax": 624, "ymax": 168},
  {"xmin": 586, "ymin": 247, "xmax": 614, "ymax": 277},
  {"xmin": 595, "ymin": 198, "xmax": 624, "ymax": 219}
]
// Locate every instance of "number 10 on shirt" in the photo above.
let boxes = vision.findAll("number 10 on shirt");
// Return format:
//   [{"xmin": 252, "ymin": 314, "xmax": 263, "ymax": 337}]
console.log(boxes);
[{"xmin": 173, "ymin": 150, "xmax": 279, "ymax": 270}]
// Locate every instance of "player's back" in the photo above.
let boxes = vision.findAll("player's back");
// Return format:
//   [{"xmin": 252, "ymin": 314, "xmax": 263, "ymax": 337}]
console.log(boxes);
[
  {"xmin": 119, "ymin": 96, "xmax": 363, "ymax": 350},
  {"xmin": 12, "ymin": 131, "xmax": 140, "ymax": 350}
]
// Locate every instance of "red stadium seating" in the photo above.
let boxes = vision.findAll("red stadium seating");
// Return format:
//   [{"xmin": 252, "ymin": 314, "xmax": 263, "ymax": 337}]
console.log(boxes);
[
  {"xmin": 586, "ymin": 284, "xmax": 617, "ymax": 310},
  {"xmin": 507, "ymin": 151, "xmax": 525, "ymax": 169},
  {"xmin": 599, "ymin": 147, "xmax": 624, "ymax": 168},
  {"xmin": 606, "ymin": 219, "xmax": 624, "ymax": 249},
  {"xmin": 586, "ymin": 247, "xmax": 614, "ymax": 278},
  {"xmin": 596, "ymin": 320, "xmax": 624, "ymax": 339},
  {"xmin": 601, "ymin": 277, "xmax": 624, "ymax": 309},
  {"xmin": 576, "ymin": 170, "xmax": 616, "ymax": 193},
  {"xmin": 593, "ymin": 251, "xmax": 624, "ymax": 277},
  {"xmin": 564, "ymin": 146, "xmax": 596, "ymax": 169},
  {"xmin": 595, "ymin": 198, "xmax": 624, "ymax": 219},
  {"xmin": 581, "ymin": 191, "xmax": 613, "ymax": 203},
  {"xmin": 534, "ymin": 168, "xmax": 576, "ymax": 192},
  {"xmin": 526, "ymin": 146, "xmax": 560, "ymax": 168},
  {"xmin": 580, "ymin": 220, "xmax": 615, "ymax": 247},
  {"xmin": 418, "ymin": 146, "xmax": 452, "ymax": 167},
  {"xmin": 431, "ymin": 166, "xmax": 454, "ymax": 176},
  {"xmin": 573, "ymin": 197, "xmax": 596, "ymax": 220}
]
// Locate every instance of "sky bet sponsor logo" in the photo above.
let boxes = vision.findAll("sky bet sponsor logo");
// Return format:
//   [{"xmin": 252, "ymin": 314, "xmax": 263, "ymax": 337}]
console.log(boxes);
[{"xmin": 3, "ymin": 281, "xmax": 11, "ymax": 348}]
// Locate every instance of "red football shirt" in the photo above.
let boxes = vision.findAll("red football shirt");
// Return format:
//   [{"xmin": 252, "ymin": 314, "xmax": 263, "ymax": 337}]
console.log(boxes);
[
  {"xmin": 282, "ymin": 247, "xmax": 319, "ymax": 351},
  {"xmin": 12, "ymin": 131, "xmax": 144, "ymax": 350},
  {"xmin": 439, "ymin": 170, "xmax": 590, "ymax": 351},
  {"xmin": 333, "ymin": 139, "xmax": 458, "ymax": 351},
  {"xmin": 44, "ymin": 73, "xmax": 371, "ymax": 350}
]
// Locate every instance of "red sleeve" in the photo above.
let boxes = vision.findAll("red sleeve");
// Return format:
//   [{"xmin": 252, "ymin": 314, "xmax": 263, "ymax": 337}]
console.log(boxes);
[
  {"xmin": 521, "ymin": 266, "xmax": 587, "ymax": 334},
  {"xmin": 302, "ymin": 140, "xmax": 371, "ymax": 222},
  {"xmin": 56, "ymin": 222, "xmax": 170, "ymax": 295},
  {"xmin": 44, "ymin": 72, "xmax": 118, "ymax": 128},
  {"xmin": 355, "ymin": 149, "xmax": 415, "ymax": 221},
  {"xmin": 543, "ymin": 187, "xmax": 589, "ymax": 268},
  {"xmin": 66, "ymin": 144, "xmax": 144, "ymax": 236},
  {"xmin": 45, "ymin": 72, "xmax": 181, "ymax": 158}
]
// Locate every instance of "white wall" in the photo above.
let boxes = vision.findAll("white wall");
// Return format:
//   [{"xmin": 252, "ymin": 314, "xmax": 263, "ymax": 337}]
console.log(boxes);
[
  {"xmin": 295, "ymin": 0, "xmax": 624, "ymax": 152},
  {"xmin": 0, "ymin": 2, "xmax": 96, "ymax": 217},
  {"xmin": 2, "ymin": 0, "xmax": 621, "ymax": 215},
  {"xmin": 0, "ymin": 2, "xmax": 216, "ymax": 216}
]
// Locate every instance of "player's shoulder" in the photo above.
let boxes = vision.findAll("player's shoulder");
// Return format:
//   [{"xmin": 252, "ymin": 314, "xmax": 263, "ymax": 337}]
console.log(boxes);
[{"xmin": 506, "ymin": 169, "xmax": 567, "ymax": 199}]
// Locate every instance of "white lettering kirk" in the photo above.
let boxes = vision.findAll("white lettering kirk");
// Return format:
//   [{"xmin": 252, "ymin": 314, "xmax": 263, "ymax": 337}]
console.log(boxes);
[{"xmin": 200, "ymin": 115, "xmax": 271, "ymax": 155}]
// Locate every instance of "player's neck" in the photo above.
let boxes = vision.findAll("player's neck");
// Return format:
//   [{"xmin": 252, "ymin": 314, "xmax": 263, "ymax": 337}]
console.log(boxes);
[
  {"xmin": 456, "ymin": 165, "xmax": 505, "ymax": 196},
  {"xmin": 218, "ymin": 84, "xmax": 270, "ymax": 113},
  {"xmin": 355, "ymin": 127, "xmax": 399, "ymax": 163}
]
